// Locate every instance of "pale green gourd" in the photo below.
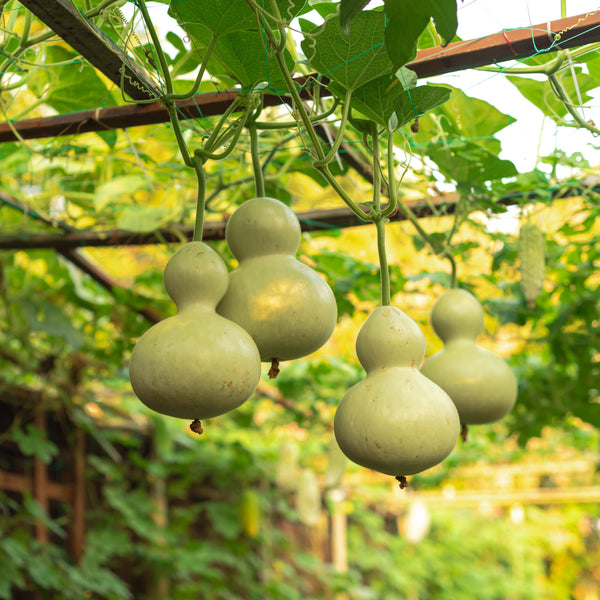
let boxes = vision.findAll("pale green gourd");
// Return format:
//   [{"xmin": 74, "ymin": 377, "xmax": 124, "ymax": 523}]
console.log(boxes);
[
  {"xmin": 420, "ymin": 288, "xmax": 518, "ymax": 425},
  {"xmin": 217, "ymin": 197, "xmax": 338, "ymax": 362},
  {"xmin": 334, "ymin": 306, "xmax": 460, "ymax": 477},
  {"xmin": 129, "ymin": 242, "xmax": 261, "ymax": 420}
]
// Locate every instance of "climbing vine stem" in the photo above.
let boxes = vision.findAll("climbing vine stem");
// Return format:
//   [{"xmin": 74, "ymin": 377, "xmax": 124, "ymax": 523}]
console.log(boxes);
[
  {"xmin": 248, "ymin": 120, "xmax": 265, "ymax": 197},
  {"xmin": 191, "ymin": 152, "xmax": 207, "ymax": 242},
  {"xmin": 369, "ymin": 124, "xmax": 391, "ymax": 306},
  {"xmin": 375, "ymin": 217, "xmax": 391, "ymax": 306}
]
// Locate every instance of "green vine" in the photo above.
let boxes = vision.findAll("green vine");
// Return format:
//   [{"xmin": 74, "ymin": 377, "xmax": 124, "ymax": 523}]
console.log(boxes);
[{"xmin": 247, "ymin": 119, "xmax": 266, "ymax": 197}]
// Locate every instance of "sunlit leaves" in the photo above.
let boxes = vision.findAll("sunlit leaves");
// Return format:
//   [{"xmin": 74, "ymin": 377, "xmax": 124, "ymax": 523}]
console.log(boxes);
[
  {"xmin": 168, "ymin": 0, "xmax": 301, "ymax": 88},
  {"xmin": 507, "ymin": 67, "xmax": 599, "ymax": 122},
  {"xmin": 168, "ymin": 0, "xmax": 255, "ymax": 37},
  {"xmin": 27, "ymin": 46, "xmax": 117, "ymax": 114},
  {"xmin": 302, "ymin": 11, "xmax": 393, "ymax": 92},
  {"xmin": 384, "ymin": 0, "xmax": 458, "ymax": 70},
  {"xmin": 339, "ymin": 0, "xmax": 458, "ymax": 70}
]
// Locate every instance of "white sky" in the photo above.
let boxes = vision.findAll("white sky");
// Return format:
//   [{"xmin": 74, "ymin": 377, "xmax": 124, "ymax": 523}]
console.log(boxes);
[{"xmin": 437, "ymin": 0, "xmax": 600, "ymax": 174}]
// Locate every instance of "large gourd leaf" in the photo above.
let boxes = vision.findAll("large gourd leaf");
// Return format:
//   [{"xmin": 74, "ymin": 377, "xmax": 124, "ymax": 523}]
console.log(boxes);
[
  {"xmin": 426, "ymin": 140, "xmax": 517, "ymax": 185},
  {"xmin": 412, "ymin": 86, "xmax": 515, "ymax": 156},
  {"xmin": 171, "ymin": 21, "xmax": 294, "ymax": 90},
  {"xmin": 393, "ymin": 85, "xmax": 452, "ymax": 128},
  {"xmin": 302, "ymin": 11, "xmax": 393, "ymax": 93},
  {"xmin": 339, "ymin": 0, "xmax": 457, "ymax": 71},
  {"xmin": 507, "ymin": 68, "xmax": 598, "ymax": 122},
  {"xmin": 169, "ymin": 0, "xmax": 301, "ymax": 89},
  {"xmin": 168, "ymin": 0, "xmax": 255, "ymax": 37},
  {"xmin": 339, "ymin": 75, "xmax": 450, "ymax": 129},
  {"xmin": 339, "ymin": 0, "xmax": 370, "ymax": 34},
  {"xmin": 117, "ymin": 206, "xmax": 178, "ymax": 232},
  {"xmin": 168, "ymin": 0, "xmax": 306, "ymax": 36},
  {"xmin": 383, "ymin": 0, "xmax": 458, "ymax": 70},
  {"xmin": 27, "ymin": 46, "xmax": 117, "ymax": 113}
]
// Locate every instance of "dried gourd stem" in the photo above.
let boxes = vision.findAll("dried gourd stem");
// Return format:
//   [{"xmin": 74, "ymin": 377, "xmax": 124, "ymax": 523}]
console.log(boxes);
[
  {"xmin": 395, "ymin": 475, "xmax": 409, "ymax": 489},
  {"xmin": 461, "ymin": 423, "xmax": 469, "ymax": 442},
  {"xmin": 190, "ymin": 419, "xmax": 204, "ymax": 435},
  {"xmin": 268, "ymin": 358, "xmax": 280, "ymax": 379}
]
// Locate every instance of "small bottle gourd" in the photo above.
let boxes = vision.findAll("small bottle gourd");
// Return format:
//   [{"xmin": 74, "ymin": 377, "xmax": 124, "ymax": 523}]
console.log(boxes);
[
  {"xmin": 129, "ymin": 242, "xmax": 261, "ymax": 421},
  {"xmin": 334, "ymin": 306, "xmax": 460, "ymax": 481},
  {"xmin": 518, "ymin": 222, "xmax": 545, "ymax": 306},
  {"xmin": 420, "ymin": 288, "xmax": 517, "ymax": 426},
  {"xmin": 217, "ymin": 197, "xmax": 337, "ymax": 363}
]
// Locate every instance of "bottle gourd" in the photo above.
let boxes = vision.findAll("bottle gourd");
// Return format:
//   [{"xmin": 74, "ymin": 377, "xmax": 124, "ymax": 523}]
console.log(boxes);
[
  {"xmin": 420, "ymin": 288, "xmax": 517, "ymax": 425},
  {"xmin": 129, "ymin": 242, "xmax": 261, "ymax": 420},
  {"xmin": 334, "ymin": 306, "xmax": 460, "ymax": 479},
  {"xmin": 218, "ymin": 197, "xmax": 337, "ymax": 362}
]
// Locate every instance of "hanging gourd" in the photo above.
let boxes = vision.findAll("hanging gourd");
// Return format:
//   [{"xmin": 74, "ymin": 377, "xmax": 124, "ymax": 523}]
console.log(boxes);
[
  {"xmin": 518, "ymin": 221, "xmax": 545, "ymax": 306},
  {"xmin": 420, "ymin": 288, "xmax": 518, "ymax": 431},
  {"xmin": 217, "ymin": 197, "xmax": 338, "ymax": 369},
  {"xmin": 334, "ymin": 305, "xmax": 461, "ymax": 485},
  {"xmin": 129, "ymin": 241, "xmax": 262, "ymax": 425}
]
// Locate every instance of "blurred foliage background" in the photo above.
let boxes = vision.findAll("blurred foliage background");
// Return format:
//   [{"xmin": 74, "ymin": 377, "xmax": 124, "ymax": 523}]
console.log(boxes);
[{"xmin": 1, "ymin": 0, "xmax": 599, "ymax": 598}]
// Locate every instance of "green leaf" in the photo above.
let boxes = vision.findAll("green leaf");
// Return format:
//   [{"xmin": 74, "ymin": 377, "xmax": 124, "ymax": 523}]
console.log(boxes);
[
  {"xmin": 94, "ymin": 175, "xmax": 149, "ymax": 211},
  {"xmin": 396, "ymin": 66, "xmax": 418, "ymax": 90},
  {"xmin": 23, "ymin": 494, "xmax": 66, "ymax": 537},
  {"xmin": 383, "ymin": 0, "xmax": 458, "ymax": 70},
  {"xmin": 393, "ymin": 85, "xmax": 451, "ymax": 128},
  {"xmin": 411, "ymin": 86, "xmax": 515, "ymax": 156},
  {"xmin": 12, "ymin": 425, "xmax": 59, "ymax": 463},
  {"xmin": 116, "ymin": 205, "xmax": 178, "ymax": 232},
  {"xmin": 168, "ymin": 0, "xmax": 255, "ymax": 37},
  {"xmin": 339, "ymin": 0, "xmax": 370, "ymax": 35},
  {"xmin": 27, "ymin": 46, "xmax": 117, "ymax": 113},
  {"xmin": 302, "ymin": 11, "xmax": 393, "ymax": 93},
  {"xmin": 507, "ymin": 69, "xmax": 598, "ymax": 122},
  {"xmin": 275, "ymin": 0, "xmax": 308, "ymax": 23},
  {"xmin": 426, "ymin": 140, "xmax": 518, "ymax": 184},
  {"xmin": 330, "ymin": 75, "xmax": 395, "ymax": 127},
  {"xmin": 180, "ymin": 22, "xmax": 294, "ymax": 90},
  {"xmin": 21, "ymin": 300, "xmax": 86, "ymax": 350},
  {"xmin": 338, "ymin": 76, "xmax": 449, "ymax": 130}
]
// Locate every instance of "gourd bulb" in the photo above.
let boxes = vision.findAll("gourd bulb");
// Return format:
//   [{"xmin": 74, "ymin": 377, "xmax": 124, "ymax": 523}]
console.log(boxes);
[
  {"xmin": 430, "ymin": 288, "xmax": 484, "ymax": 343},
  {"xmin": 218, "ymin": 197, "xmax": 337, "ymax": 362},
  {"xmin": 421, "ymin": 288, "xmax": 518, "ymax": 425},
  {"xmin": 334, "ymin": 306, "xmax": 460, "ymax": 478},
  {"xmin": 129, "ymin": 242, "xmax": 261, "ymax": 421}
]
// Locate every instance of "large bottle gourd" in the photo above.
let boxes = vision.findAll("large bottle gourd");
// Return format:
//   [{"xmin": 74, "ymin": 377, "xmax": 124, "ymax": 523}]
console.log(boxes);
[
  {"xmin": 217, "ymin": 197, "xmax": 337, "ymax": 362},
  {"xmin": 129, "ymin": 242, "xmax": 261, "ymax": 420},
  {"xmin": 334, "ymin": 306, "xmax": 460, "ymax": 479},
  {"xmin": 420, "ymin": 288, "xmax": 517, "ymax": 425}
]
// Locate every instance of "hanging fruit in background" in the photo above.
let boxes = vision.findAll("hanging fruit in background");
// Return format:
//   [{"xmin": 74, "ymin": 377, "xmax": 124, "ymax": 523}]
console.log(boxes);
[
  {"xmin": 239, "ymin": 490, "xmax": 261, "ymax": 538},
  {"xmin": 275, "ymin": 439, "xmax": 300, "ymax": 493},
  {"xmin": 217, "ymin": 197, "xmax": 338, "ymax": 368},
  {"xmin": 420, "ymin": 288, "xmax": 518, "ymax": 430},
  {"xmin": 129, "ymin": 242, "xmax": 261, "ymax": 423},
  {"xmin": 518, "ymin": 222, "xmax": 545, "ymax": 306},
  {"xmin": 334, "ymin": 306, "xmax": 460, "ymax": 485},
  {"xmin": 296, "ymin": 469, "xmax": 321, "ymax": 527},
  {"xmin": 324, "ymin": 433, "xmax": 348, "ymax": 489}
]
